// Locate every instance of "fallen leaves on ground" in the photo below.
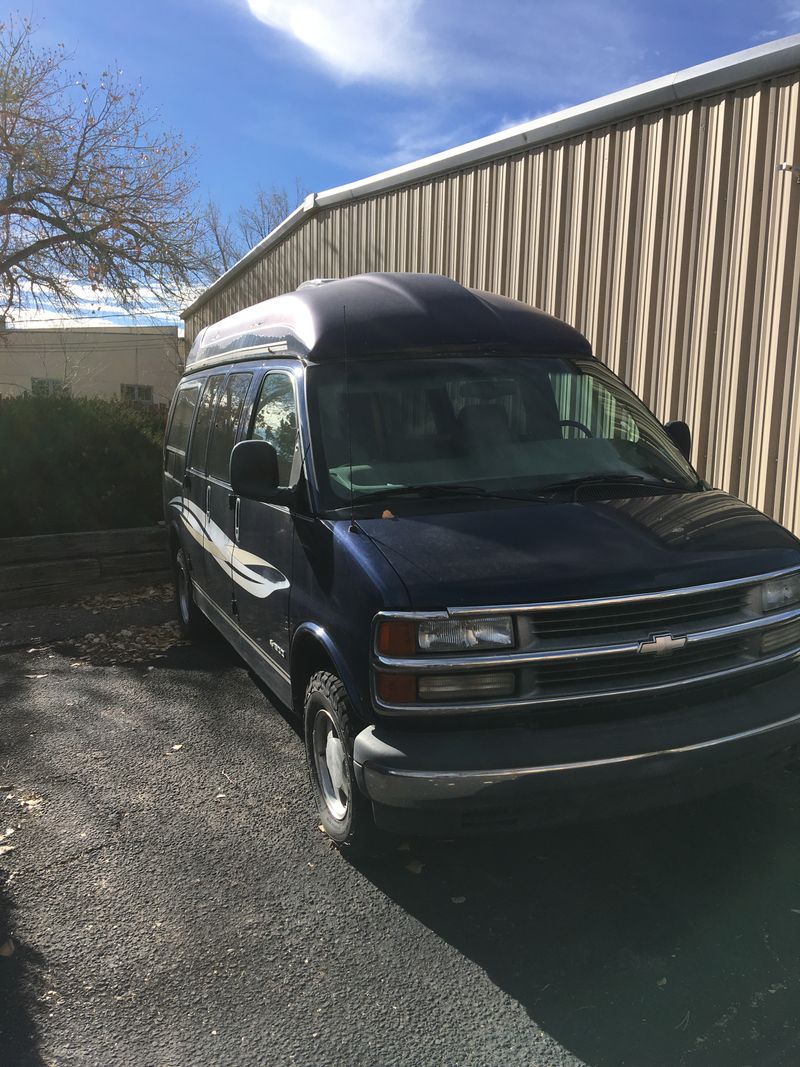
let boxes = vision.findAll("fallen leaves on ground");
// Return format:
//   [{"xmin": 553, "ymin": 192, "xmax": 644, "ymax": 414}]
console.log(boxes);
[
  {"xmin": 405, "ymin": 860, "xmax": 425, "ymax": 875},
  {"xmin": 73, "ymin": 582, "xmax": 173, "ymax": 613},
  {"xmin": 0, "ymin": 827, "xmax": 17, "ymax": 857},
  {"xmin": 58, "ymin": 621, "xmax": 189, "ymax": 666},
  {"xmin": 0, "ymin": 940, "xmax": 14, "ymax": 957}
]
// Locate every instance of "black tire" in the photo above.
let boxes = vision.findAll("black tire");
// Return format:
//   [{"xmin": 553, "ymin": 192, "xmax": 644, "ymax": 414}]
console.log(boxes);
[
  {"xmin": 173, "ymin": 546, "xmax": 210, "ymax": 641},
  {"xmin": 304, "ymin": 670, "xmax": 377, "ymax": 850}
]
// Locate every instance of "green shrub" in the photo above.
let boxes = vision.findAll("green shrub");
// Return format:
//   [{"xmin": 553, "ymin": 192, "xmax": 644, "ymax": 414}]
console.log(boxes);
[{"xmin": 0, "ymin": 395, "xmax": 167, "ymax": 536}]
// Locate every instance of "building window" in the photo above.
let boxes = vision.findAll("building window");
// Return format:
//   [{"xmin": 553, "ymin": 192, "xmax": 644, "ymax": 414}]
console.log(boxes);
[
  {"xmin": 30, "ymin": 378, "xmax": 69, "ymax": 397},
  {"xmin": 121, "ymin": 384, "xmax": 154, "ymax": 404}
]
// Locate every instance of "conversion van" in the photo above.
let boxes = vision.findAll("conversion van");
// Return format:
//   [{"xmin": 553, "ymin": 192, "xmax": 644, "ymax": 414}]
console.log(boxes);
[{"xmin": 164, "ymin": 273, "xmax": 800, "ymax": 845}]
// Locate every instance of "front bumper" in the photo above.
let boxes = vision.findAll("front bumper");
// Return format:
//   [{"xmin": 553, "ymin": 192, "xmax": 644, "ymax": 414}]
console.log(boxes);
[{"xmin": 353, "ymin": 666, "xmax": 800, "ymax": 833}]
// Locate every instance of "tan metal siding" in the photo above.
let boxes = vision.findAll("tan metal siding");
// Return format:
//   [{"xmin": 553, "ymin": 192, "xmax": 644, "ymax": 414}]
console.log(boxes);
[{"xmin": 185, "ymin": 71, "xmax": 800, "ymax": 535}]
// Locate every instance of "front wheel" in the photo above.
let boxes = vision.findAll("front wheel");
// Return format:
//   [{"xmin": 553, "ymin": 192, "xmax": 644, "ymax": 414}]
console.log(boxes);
[{"xmin": 304, "ymin": 671, "xmax": 376, "ymax": 849}]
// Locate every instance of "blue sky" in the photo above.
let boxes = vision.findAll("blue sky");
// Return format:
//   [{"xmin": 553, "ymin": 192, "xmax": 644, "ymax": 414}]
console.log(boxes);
[
  {"xmin": 35, "ymin": 0, "xmax": 800, "ymax": 223},
  {"xmin": 20, "ymin": 0, "xmax": 799, "ymax": 327}
]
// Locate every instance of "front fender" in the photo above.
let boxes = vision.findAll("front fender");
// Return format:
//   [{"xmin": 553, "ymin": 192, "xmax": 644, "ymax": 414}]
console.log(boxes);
[{"xmin": 290, "ymin": 621, "xmax": 369, "ymax": 722}]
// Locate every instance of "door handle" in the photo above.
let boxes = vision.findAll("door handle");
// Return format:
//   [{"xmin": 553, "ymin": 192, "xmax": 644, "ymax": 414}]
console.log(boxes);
[
  {"xmin": 183, "ymin": 471, "xmax": 192, "ymax": 490},
  {"xmin": 234, "ymin": 497, "xmax": 241, "ymax": 543},
  {"xmin": 205, "ymin": 484, "xmax": 211, "ymax": 522}
]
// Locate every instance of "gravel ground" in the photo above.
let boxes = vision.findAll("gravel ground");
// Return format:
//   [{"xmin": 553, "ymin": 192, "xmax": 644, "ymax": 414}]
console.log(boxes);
[{"xmin": 2, "ymin": 598, "xmax": 800, "ymax": 1067}]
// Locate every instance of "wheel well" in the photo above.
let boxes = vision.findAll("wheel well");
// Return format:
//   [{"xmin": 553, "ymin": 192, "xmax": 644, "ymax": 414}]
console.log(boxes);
[
  {"xmin": 290, "ymin": 631, "xmax": 337, "ymax": 719},
  {"xmin": 168, "ymin": 525, "xmax": 181, "ymax": 562}
]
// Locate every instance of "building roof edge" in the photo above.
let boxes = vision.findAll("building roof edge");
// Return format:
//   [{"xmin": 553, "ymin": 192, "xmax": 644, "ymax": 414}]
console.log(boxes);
[{"xmin": 182, "ymin": 33, "xmax": 800, "ymax": 318}]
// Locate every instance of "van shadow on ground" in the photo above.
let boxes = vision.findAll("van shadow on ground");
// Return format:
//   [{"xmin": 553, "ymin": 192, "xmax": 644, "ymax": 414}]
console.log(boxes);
[
  {"xmin": 353, "ymin": 770, "xmax": 800, "ymax": 1067},
  {"xmin": 0, "ymin": 879, "xmax": 45, "ymax": 1067},
  {"xmin": 0, "ymin": 667, "xmax": 46, "ymax": 1067}
]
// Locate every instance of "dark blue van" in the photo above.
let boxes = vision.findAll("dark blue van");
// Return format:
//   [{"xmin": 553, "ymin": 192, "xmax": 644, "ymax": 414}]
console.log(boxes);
[{"xmin": 164, "ymin": 273, "xmax": 800, "ymax": 846}]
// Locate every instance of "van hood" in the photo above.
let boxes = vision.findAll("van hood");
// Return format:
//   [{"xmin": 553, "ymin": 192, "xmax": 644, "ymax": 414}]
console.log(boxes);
[{"xmin": 356, "ymin": 490, "xmax": 800, "ymax": 609}]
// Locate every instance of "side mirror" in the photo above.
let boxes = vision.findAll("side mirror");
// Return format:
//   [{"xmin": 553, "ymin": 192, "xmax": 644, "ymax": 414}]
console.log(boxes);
[
  {"xmin": 230, "ymin": 439, "xmax": 281, "ymax": 502},
  {"xmin": 665, "ymin": 420, "xmax": 692, "ymax": 462}
]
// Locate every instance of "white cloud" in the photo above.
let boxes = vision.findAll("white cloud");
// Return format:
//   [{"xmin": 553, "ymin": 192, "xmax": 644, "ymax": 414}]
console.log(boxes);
[
  {"xmin": 244, "ymin": 0, "xmax": 651, "ymax": 98},
  {"xmin": 754, "ymin": 2, "xmax": 800, "ymax": 41},
  {"xmin": 245, "ymin": 0, "xmax": 437, "ymax": 85},
  {"xmin": 377, "ymin": 114, "xmax": 487, "ymax": 168},
  {"xmin": 10, "ymin": 281, "xmax": 183, "ymax": 330},
  {"xmin": 240, "ymin": 0, "xmax": 658, "ymax": 186}
]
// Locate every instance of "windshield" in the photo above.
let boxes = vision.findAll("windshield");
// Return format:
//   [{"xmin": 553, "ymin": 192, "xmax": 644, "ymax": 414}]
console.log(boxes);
[{"xmin": 306, "ymin": 355, "xmax": 699, "ymax": 510}]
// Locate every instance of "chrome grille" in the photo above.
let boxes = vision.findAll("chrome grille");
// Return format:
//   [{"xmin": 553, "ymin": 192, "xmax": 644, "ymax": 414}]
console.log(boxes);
[
  {"xmin": 529, "ymin": 587, "xmax": 748, "ymax": 642},
  {"xmin": 536, "ymin": 635, "xmax": 748, "ymax": 693}
]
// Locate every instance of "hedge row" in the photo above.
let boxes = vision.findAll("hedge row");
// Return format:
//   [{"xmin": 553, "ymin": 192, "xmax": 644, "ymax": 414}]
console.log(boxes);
[{"xmin": 0, "ymin": 395, "xmax": 168, "ymax": 536}]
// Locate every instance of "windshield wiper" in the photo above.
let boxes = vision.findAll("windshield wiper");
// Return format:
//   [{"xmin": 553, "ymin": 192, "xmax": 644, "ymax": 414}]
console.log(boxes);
[
  {"xmin": 531, "ymin": 474, "xmax": 691, "ymax": 497},
  {"xmin": 351, "ymin": 483, "xmax": 505, "ymax": 504},
  {"xmin": 340, "ymin": 474, "xmax": 694, "ymax": 510}
]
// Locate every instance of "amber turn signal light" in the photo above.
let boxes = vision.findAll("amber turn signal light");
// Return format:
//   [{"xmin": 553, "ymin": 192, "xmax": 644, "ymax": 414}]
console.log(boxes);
[
  {"xmin": 376, "ymin": 619, "xmax": 416, "ymax": 657},
  {"xmin": 375, "ymin": 672, "xmax": 417, "ymax": 705}
]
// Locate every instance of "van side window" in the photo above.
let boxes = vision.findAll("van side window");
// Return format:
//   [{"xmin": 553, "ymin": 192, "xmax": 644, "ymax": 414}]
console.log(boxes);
[
  {"xmin": 206, "ymin": 372, "xmax": 253, "ymax": 483},
  {"xmin": 250, "ymin": 373, "xmax": 299, "ymax": 486},
  {"xmin": 188, "ymin": 374, "xmax": 225, "ymax": 472},
  {"xmin": 166, "ymin": 383, "xmax": 201, "ymax": 456},
  {"xmin": 165, "ymin": 382, "xmax": 201, "ymax": 482}
]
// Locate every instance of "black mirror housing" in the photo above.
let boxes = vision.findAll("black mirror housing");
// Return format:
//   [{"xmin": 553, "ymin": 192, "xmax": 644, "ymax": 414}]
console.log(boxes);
[
  {"xmin": 230, "ymin": 439, "xmax": 283, "ymax": 502},
  {"xmin": 665, "ymin": 420, "xmax": 692, "ymax": 462}
]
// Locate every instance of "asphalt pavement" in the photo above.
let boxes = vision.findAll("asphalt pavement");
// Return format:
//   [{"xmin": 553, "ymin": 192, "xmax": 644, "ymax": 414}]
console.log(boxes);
[{"xmin": 2, "ymin": 598, "xmax": 800, "ymax": 1067}]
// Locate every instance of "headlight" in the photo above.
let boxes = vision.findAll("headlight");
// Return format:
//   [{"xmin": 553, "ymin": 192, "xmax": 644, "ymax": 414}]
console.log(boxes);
[
  {"xmin": 417, "ymin": 615, "xmax": 514, "ymax": 652},
  {"xmin": 761, "ymin": 573, "xmax": 800, "ymax": 613},
  {"xmin": 375, "ymin": 614, "xmax": 516, "ymax": 658}
]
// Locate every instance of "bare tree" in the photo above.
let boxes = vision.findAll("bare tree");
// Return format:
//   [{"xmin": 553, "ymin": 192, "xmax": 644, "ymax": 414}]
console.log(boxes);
[
  {"xmin": 202, "ymin": 179, "xmax": 307, "ymax": 281},
  {"xmin": 0, "ymin": 17, "xmax": 206, "ymax": 322},
  {"xmin": 237, "ymin": 185, "xmax": 292, "ymax": 251},
  {"xmin": 203, "ymin": 199, "xmax": 240, "ymax": 277}
]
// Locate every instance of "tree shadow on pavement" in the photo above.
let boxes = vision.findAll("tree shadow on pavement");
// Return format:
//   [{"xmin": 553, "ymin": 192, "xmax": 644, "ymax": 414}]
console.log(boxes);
[{"xmin": 350, "ymin": 772, "xmax": 800, "ymax": 1067}]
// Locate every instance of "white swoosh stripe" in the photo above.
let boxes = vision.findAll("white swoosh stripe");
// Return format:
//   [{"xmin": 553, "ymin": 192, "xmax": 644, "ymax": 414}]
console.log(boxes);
[{"xmin": 169, "ymin": 495, "xmax": 290, "ymax": 600}]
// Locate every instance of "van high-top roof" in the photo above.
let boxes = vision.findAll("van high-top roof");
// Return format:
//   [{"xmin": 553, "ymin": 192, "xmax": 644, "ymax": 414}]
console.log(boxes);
[{"xmin": 183, "ymin": 272, "xmax": 593, "ymax": 373}]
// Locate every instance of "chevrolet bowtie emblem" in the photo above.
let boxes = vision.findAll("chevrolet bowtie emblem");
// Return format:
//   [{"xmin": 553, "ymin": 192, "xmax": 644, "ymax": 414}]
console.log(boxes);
[{"xmin": 638, "ymin": 632, "xmax": 688, "ymax": 656}]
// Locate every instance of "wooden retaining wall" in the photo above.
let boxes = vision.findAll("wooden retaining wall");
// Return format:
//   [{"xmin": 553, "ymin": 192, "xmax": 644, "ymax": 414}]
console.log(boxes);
[{"xmin": 0, "ymin": 526, "xmax": 170, "ymax": 609}]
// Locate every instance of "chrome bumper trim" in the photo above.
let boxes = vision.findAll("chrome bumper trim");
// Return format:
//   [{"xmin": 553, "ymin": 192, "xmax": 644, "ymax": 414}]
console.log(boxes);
[{"xmin": 356, "ymin": 706, "xmax": 800, "ymax": 806}]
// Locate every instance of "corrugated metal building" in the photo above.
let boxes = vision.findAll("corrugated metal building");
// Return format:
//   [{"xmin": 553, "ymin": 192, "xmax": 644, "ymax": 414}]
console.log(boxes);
[{"xmin": 182, "ymin": 35, "xmax": 800, "ymax": 534}]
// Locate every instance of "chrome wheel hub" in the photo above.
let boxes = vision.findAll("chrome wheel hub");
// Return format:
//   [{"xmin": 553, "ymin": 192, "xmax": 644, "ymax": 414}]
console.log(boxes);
[{"xmin": 312, "ymin": 709, "xmax": 350, "ymax": 822}]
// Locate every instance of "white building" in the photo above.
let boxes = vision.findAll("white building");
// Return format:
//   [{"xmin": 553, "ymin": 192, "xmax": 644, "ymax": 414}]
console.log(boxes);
[{"xmin": 0, "ymin": 326, "xmax": 184, "ymax": 405}]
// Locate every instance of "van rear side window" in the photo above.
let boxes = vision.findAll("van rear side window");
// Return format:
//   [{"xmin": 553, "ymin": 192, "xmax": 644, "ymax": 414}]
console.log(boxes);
[
  {"xmin": 188, "ymin": 374, "xmax": 225, "ymax": 472},
  {"xmin": 206, "ymin": 372, "xmax": 252, "ymax": 482},
  {"xmin": 166, "ymin": 383, "xmax": 201, "ymax": 455}
]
